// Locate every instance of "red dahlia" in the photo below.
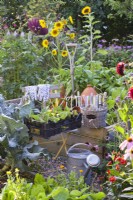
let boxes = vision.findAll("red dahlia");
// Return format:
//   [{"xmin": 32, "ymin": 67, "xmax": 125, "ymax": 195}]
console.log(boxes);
[
  {"xmin": 128, "ymin": 87, "xmax": 133, "ymax": 100},
  {"xmin": 116, "ymin": 62, "xmax": 125, "ymax": 76}
]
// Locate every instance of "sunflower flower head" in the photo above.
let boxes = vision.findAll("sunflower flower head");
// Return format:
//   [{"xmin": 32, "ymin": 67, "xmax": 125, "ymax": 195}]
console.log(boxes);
[
  {"xmin": 81, "ymin": 6, "xmax": 91, "ymax": 15},
  {"xmin": 42, "ymin": 39, "xmax": 49, "ymax": 48},
  {"xmin": 54, "ymin": 21, "xmax": 64, "ymax": 30},
  {"xmin": 28, "ymin": 18, "xmax": 48, "ymax": 35},
  {"xmin": 39, "ymin": 20, "xmax": 47, "ymax": 28},
  {"xmin": 50, "ymin": 28, "xmax": 60, "ymax": 37},
  {"xmin": 61, "ymin": 50, "xmax": 68, "ymax": 57},
  {"xmin": 52, "ymin": 49, "xmax": 57, "ymax": 56},
  {"xmin": 68, "ymin": 16, "xmax": 74, "ymax": 24}
]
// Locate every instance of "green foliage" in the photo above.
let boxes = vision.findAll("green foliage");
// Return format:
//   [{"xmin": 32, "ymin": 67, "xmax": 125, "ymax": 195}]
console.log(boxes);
[
  {"xmin": 1, "ymin": 172, "xmax": 106, "ymax": 200},
  {"xmin": 29, "ymin": 106, "xmax": 78, "ymax": 123},
  {"xmin": 0, "ymin": 114, "xmax": 46, "ymax": 173},
  {"xmin": 0, "ymin": 35, "xmax": 47, "ymax": 99},
  {"xmin": 27, "ymin": 0, "xmax": 65, "ymax": 18},
  {"xmin": 94, "ymin": 42, "xmax": 133, "ymax": 68},
  {"xmin": 104, "ymin": 0, "xmax": 133, "ymax": 19}
]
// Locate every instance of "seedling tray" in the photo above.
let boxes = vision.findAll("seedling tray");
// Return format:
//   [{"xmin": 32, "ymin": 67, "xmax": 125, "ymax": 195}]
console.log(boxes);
[{"xmin": 24, "ymin": 113, "xmax": 82, "ymax": 139}]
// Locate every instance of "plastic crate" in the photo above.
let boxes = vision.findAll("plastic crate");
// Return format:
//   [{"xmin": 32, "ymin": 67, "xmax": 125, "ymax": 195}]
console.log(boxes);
[{"xmin": 24, "ymin": 113, "xmax": 82, "ymax": 139}]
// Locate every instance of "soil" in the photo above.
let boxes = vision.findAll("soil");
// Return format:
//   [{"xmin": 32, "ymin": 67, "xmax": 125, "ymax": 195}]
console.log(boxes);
[{"xmin": 0, "ymin": 154, "xmax": 104, "ymax": 193}]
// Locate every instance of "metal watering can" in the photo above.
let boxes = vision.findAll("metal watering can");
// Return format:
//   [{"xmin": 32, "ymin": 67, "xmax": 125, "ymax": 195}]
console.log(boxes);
[{"xmin": 67, "ymin": 143, "xmax": 100, "ymax": 179}]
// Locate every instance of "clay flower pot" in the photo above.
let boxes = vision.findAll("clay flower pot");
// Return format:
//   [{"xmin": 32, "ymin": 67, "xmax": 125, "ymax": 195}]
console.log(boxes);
[{"xmin": 81, "ymin": 85, "xmax": 97, "ymax": 104}]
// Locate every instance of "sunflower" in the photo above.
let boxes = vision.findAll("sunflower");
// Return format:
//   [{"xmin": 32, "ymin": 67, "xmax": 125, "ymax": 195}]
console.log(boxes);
[
  {"xmin": 81, "ymin": 6, "xmax": 91, "ymax": 15},
  {"xmin": 69, "ymin": 33, "xmax": 75, "ymax": 39},
  {"xmin": 52, "ymin": 49, "xmax": 57, "ymax": 56},
  {"xmin": 39, "ymin": 20, "xmax": 47, "ymax": 28},
  {"xmin": 68, "ymin": 16, "xmax": 74, "ymax": 24},
  {"xmin": 61, "ymin": 50, "xmax": 68, "ymax": 57},
  {"xmin": 54, "ymin": 21, "xmax": 64, "ymax": 30},
  {"xmin": 42, "ymin": 39, "xmax": 49, "ymax": 48},
  {"xmin": 50, "ymin": 28, "xmax": 60, "ymax": 37}
]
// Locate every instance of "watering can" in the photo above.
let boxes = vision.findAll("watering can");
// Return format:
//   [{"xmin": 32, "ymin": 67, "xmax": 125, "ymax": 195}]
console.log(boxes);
[{"xmin": 67, "ymin": 143, "xmax": 100, "ymax": 179}]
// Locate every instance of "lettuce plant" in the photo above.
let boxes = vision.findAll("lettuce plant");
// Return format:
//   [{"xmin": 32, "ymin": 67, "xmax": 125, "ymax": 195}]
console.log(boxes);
[{"xmin": 1, "ymin": 172, "xmax": 106, "ymax": 200}]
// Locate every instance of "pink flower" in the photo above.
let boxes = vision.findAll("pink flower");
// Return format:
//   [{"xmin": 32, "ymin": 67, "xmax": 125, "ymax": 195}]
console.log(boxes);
[
  {"xmin": 128, "ymin": 87, "xmax": 133, "ymax": 100},
  {"xmin": 124, "ymin": 147, "xmax": 133, "ymax": 160},
  {"xmin": 119, "ymin": 136, "xmax": 133, "ymax": 151},
  {"xmin": 13, "ymin": 24, "xmax": 17, "ymax": 27}
]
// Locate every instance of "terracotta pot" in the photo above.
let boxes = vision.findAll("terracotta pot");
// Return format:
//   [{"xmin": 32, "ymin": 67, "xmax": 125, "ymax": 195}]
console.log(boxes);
[{"xmin": 81, "ymin": 85, "xmax": 97, "ymax": 104}]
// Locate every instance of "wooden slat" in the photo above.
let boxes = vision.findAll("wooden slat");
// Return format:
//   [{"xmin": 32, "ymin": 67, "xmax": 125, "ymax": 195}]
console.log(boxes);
[
  {"xmin": 49, "ymin": 93, "xmax": 60, "ymax": 98},
  {"xmin": 5, "ymin": 98, "xmax": 21, "ymax": 104}
]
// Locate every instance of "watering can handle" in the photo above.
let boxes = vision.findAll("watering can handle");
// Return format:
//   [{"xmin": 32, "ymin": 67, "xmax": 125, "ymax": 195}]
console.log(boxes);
[{"xmin": 67, "ymin": 143, "xmax": 90, "ymax": 154}]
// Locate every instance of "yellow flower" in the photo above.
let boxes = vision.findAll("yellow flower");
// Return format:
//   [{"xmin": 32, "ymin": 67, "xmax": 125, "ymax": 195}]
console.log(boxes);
[
  {"xmin": 69, "ymin": 33, "xmax": 75, "ymax": 39},
  {"xmin": 39, "ymin": 20, "xmax": 47, "ymax": 28},
  {"xmin": 68, "ymin": 16, "xmax": 74, "ymax": 24},
  {"xmin": 15, "ymin": 168, "xmax": 19, "ymax": 173},
  {"xmin": 52, "ymin": 49, "xmax": 57, "ymax": 56},
  {"xmin": 42, "ymin": 39, "xmax": 49, "ymax": 48},
  {"xmin": 54, "ymin": 21, "xmax": 64, "ymax": 30},
  {"xmin": 61, "ymin": 50, "xmax": 68, "ymax": 57},
  {"xmin": 62, "ymin": 19, "xmax": 67, "ymax": 26},
  {"xmin": 79, "ymin": 169, "xmax": 83, "ymax": 173},
  {"xmin": 6, "ymin": 171, "xmax": 12, "ymax": 175},
  {"xmin": 60, "ymin": 165, "xmax": 65, "ymax": 169},
  {"xmin": 50, "ymin": 28, "xmax": 60, "ymax": 37},
  {"xmin": 81, "ymin": 6, "xmax": 91, "ymax": 15}
]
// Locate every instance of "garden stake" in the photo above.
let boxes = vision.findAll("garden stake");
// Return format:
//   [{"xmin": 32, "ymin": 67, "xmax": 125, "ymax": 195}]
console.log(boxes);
[{"xmin": 66, "ymin": 43, "xmax": 77, "ymax": 97}]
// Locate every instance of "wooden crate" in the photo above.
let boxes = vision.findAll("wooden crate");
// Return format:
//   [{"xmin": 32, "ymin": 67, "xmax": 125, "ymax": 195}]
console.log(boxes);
[{"xmin": 33, "ymin": 126, "xmax": 107, "ymax": 158}]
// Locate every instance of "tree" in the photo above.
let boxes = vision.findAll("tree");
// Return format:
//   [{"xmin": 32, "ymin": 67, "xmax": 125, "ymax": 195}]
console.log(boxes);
[{"xmin": 105, "ymin": 0, "xmax": 133, "ymax": 19}]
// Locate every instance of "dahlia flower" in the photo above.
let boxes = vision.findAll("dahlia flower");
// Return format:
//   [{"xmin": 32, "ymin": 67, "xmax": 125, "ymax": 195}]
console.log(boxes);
[
  {"xmin": 116, "ymin": 62, "xmax": 125, "ymax": 76},
  {"xmin": 128, "ymin": 87, "xmax": 133, "ymax": 100},
  {"xmin": 28, "ymin": 18, "xmax": 48, "ymax": 35}
]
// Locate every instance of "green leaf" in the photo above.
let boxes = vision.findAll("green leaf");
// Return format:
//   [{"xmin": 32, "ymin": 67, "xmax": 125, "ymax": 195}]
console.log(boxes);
[
  {"xmin": 89, "ymin": 192, "xmax": 106, "ymax": 200},
  {"xmin": 93, "ymin": 30, "xmax": 101, "ymax": 35},
  {"xmin": 123, "ymin": 187, "xmax": 133, "ymax": 192},
  {"xmin": 93, "ymin": 35, "xmax": 102, "ymax": 40},
  {"xmin": 96, "ymin": 49, "xmax": 108, "ymax": 55},
  {"xmin": 70, "ymin": 190, "xmax": 82, "ymax": 197},
  {"xmin": 34, "ymin": 173, "xmax": 46, "ymax": 185},
  {"xmin": 107, "ymin": 99, "xmax": 115, "ymax": 110},
  {"xmin": 118, "ymin": 109, "xmax": 127, "ymax": 122},
  {"xmin": 30, "ymin": 184, "xmax": 45, "ymax": 198},
  {"xmin": 115, "ymin": 125, "xmax": 125, "ymax": 137},
  {"xmin": 79, "ymin": 194, "xmax": 91, "ymax": 199},
  {"xmin": 119, "ymin": 193, "xmax": 133, "ymax": 199},
  {"xmin": 51, "ymin": 187, "xmax": 69, "ymax": 200},
  {"xmin": 110, "ymin": 169, "xmax": 121, "ymax": 176},
  {"xmin": 124, "ymin": 103, "xmax": 128, "ymax": 112}
]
